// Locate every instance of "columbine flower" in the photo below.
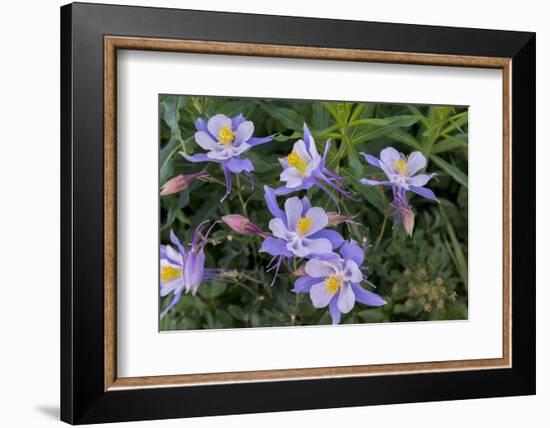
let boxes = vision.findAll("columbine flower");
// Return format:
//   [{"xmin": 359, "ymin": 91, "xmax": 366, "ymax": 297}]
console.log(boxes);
[
  {"xmin": 360, "ymin": 147, "xmax": 437, "ymax": 201},
  {"xmin": 183, "ymin": 113, "xmax": 272, "ymax": 201},
  {"xmin": 274, "ymin": 123, "xmax": 354, "ymax": 203},
  {"xmin": 360, "ymin": 147, "xmax": 437, "ymax": 236},
  {"xmin": 293, "ymin": 240, "xmax": 386, "ymax": 324},
  {"xmin": 160, "ymin": 169, "xmax": 207, "ymax": 196},
  {"xmin": 159, "ymin": 222, "xmax": 222, "ymax": 318},
  {"xmin": 222, "ymin": 214, "xmax": 269, "ymax": 238},
  {"xmin": 260, "ymin": 186, "xmax": 344, "ymax": 284}
]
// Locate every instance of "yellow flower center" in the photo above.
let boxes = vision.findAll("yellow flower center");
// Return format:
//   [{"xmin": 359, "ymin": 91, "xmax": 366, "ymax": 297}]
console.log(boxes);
[
  {"xmin": 394, "ymin": 158, "xmax": 408, "ymax": 176},
  {"xmin": 218, "ymin": 125, "xmax": 236, "ymax": 145},
  {"xmin": 160, "ymin": 265, "xmax": 182, "ymax": 283},
  {"xmin": 287, "ymin": 149, "xmax": 308, "ymax": 176},
  {"xmin": 325, "ymin": 275, "xmax": 343, "ymax": 294},
  {"xmin": 296, "ymin": 216, "xmax": 313, "ymax": 235}
]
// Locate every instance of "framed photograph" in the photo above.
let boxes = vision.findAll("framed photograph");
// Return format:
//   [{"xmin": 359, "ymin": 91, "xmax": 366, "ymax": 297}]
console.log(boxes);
[{"xmin": 61, "ymin": 2, "xmax": 535, "ymax": 424}]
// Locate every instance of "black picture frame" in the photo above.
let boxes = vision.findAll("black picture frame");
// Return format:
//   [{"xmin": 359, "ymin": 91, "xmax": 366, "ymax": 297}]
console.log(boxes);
[{"xmin": 61, "ymin": 2, "xmax": 535, "ymax": 424}]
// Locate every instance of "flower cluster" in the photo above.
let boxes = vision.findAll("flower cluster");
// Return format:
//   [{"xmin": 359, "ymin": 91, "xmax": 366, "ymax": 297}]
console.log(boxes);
[{"xmin": 160, "ymin": 112, "xmax": 438, "ymax": 325}]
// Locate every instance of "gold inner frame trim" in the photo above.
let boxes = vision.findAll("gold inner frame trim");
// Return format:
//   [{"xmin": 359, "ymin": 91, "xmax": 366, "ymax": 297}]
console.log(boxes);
[{"xmin": 104, "ymin": 35, "xmax": 512, "ymax": 391}]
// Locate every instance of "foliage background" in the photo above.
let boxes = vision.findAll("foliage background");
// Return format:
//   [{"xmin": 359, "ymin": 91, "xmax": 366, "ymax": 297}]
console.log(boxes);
[{"xmin": 159, "ymin": 95, "xmax": 468, "ymax": 331}]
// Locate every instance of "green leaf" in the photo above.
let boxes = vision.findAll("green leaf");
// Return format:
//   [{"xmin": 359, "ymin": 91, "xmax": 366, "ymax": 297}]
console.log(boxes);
[
  {"xmin": 350, "ymin": 115, "xmax": 421, "ymax": 145},
  {"xmin": 260, "ymin": 102, "xmax": 304, "ymax": 130},
  {"xmin": 217, "ymin": 100, "xmax": 257, "ymax": 117},
  {"xmin": 160, "ymin": 96, "xmax": 184, "ymax": 147},
  {"xmin": 346, "ymin": 173, "xmax": 388, "ymax": 214},
  {"xmin": 357, "ymin": 309, "xmax": 385, "ymax": 323},
  {"xmin": 431, "ymin": 155, "xmax": 468, "ymax": 188},
  {"xmin": 387, "ymin": 129, "xmax": 422, "ymax": 150}
]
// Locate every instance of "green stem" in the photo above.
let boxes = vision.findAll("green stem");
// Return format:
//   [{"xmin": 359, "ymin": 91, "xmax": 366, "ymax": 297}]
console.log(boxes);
[
  {"xmin": 375, "ymin": 215, "xmax": 388, "ymax": 248},
  {"xmin": 235, "ymin": 175, "xmax": 248, "ymax": 217}
]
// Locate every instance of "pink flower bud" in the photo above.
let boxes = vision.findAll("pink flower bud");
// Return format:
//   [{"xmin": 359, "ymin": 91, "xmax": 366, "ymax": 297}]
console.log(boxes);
[
  {"xmin": 293, "ymin": 264, "xmax": 306, "ymax": 277},
  {"xmin": 160, "ymin": 169, "xmax": 207, "ymax": 196},
  {"xmin": 222, "ymin": 214, "xmax": 269, "ymax": 238},
  {"xmin": 402, "ymin": 207, "xmax": 415, "ymax": 237},
  {"xmin": 326, "ymin": 211, "xmax": 359, "ymax": 226}
]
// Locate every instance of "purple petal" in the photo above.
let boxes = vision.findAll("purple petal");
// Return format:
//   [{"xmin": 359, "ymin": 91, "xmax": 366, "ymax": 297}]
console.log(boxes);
[
  {"xmin": 184, "ymin": 251, "xmax": 205, "ymax": 294},
  {"xmin": 264, "ymin": 186, "xmax": 286, "ymax": 223},
  {"xmin": 406, "ymin": 151, "xmax": 427, "ymax": 176},
  {"xmin": 351, "ymin": 283, "xmax": 386, "ymax": 307},
  {"xmin": 360, "ymin": 152, "xmax": 382, "ymax": 169},
  {"xmin": 328, "ymin": 298, "xmax": 341, "ymax": 324},
  {"xmin": 225, "ymin": 157, "xmax": 254, "ymax": 173},
  {"xmin": 221, "ymin": 165, "xmax": 232, "ymax": 202},
  {"xmin": 293, "ymin": 275, "xmax": 319, "ymax": 293},
  {"xmin": 195, "ymin": 117, "xmax": 208, "ymax": 133},
  {"xmin": 337, "ymin": 284, "xmax": 356, "ymax": 313},
  {"xmin": 300, "ymin": 196, "xmax": 311, "ymax": 214},
  {"xmin": 409, "ymin": 185, "xmax": 439, "ymax": 202},
  {"xmin": 169, "ymin": 230, "xmax": 186, "ymax": 255},
  {"xmin": 231, "ymin": 114, "xmax": 246, "ymax": 129},
  {"xmin": 273, "ymin": 177, "xmax": 315, "ymax": 195},
  {"xmin": 339, "ymin": 240, "xmax": 364, "ymax": 265},
  {"xmin": 309, "ymin": 229, "xmax": 344, "ymax": 249},
  {"xmin": 303, "ymin": 123, "xmax": 313, "ymax": 152},
  {"xmin": 160, "ymin": 291, "xmax": 182, "ymax": 319},
  {"xmin": 260, "ymin": 238, "xmax": 292, "ymax": 257},
  {"xmin": 248, "ymin": 136, "xmax": 272, "ymax": 147}
]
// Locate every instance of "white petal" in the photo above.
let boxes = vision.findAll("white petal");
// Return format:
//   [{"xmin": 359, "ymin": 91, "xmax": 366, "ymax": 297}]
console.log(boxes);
[
  {"xmin": 280, "ymin": 167, "xmax": 304, "ymax": 188},
  {"xmin": 310, "ymin": 282, "xmax": 334, "ymax": 308},
  {"xmin": 293, "ymin": 140, "xmax": 312, "ymax": 163},
  {"xmin": 303, "ymin": 207, "xmax": 328, "ymax": 236},
  {"xmin": 206, "ymin": 149, "xmax": 232, "ymax": 160},
  {"xmin": 233, "ymin": 121, "xmax": 254, "ymax": 145},
  {"xmin": 207, "ymin": 114, "xmax": 232, "ymax": 138},
  {"xmin": 337, "ymin": 284, "xmax": 356, "ymax": 313},
  {"xmin": 269, "ymin": 218, "xmax": 291, "ymax": 239},
  {"xmin": 406, "ymin": 151, "xmax": 427, "ymax": 175},
  {"xmin": 195, "ymin": 131, "xmax": 219, "ymax": 151},
  {"xmin": 284, "ymin": 197, "xmax": 303, "ymax": 231},
  {"xmin": 343, "ymin": 260, "xmax": 362, "ymax": 283},
  {"xmin": 305, "ymin": 259, "xmax": 338, "ymax": 278}
]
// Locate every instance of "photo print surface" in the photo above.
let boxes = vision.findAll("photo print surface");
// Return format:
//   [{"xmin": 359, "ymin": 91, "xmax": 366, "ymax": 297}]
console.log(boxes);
[{"xmin": 159, "ymin": 95, "xmax": 468, "ymax": 331}]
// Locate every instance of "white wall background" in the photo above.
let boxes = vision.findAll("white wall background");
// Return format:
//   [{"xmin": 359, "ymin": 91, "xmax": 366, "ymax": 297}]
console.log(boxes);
[{"xmin": 0, "ymin": 0, "xmax": 545, "ymax": 427}]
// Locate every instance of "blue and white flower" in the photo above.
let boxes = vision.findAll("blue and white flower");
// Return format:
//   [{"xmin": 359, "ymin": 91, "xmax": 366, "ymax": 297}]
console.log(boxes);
[
  {"xmin": 160, "ymin": 222, "xmax": 223, "ymax": 318},
  {"xmin": 260, "ymin": 186, "xmax": 343, "ymax": 285},
  {"xmin": 275, "ymin": 124, "xmax": 354, "ymax": 203},
  {"xmin": 293, "ymin": 240, "xmax": 386, "ymax": 324},
  {"xmin": 183, "ymin": 113, "xmax": 272, "ymax": 201}
]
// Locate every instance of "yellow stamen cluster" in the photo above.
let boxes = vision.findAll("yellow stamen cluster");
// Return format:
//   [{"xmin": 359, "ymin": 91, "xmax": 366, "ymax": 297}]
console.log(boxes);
[
  {"xmin": 218, "ymin": 125, "xmax": 236, "ymax": 145},
  {"xmin": 287, "ymin": 149, "xmax": 308, "ymax": 176},
  {"xmin": 296, "ymin": 216, "xmax": 313, "ymax": 235},
  {"xmin": 160, "ymin": 266, "xmax": 182, "ymax": 283},
  {"xmin": 394, "ymin": 158, "xmax": 408, "ymax": 176},
  {"xmin": 325, "ymin": 275, "xmax": 343, "ymax": 294}
]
